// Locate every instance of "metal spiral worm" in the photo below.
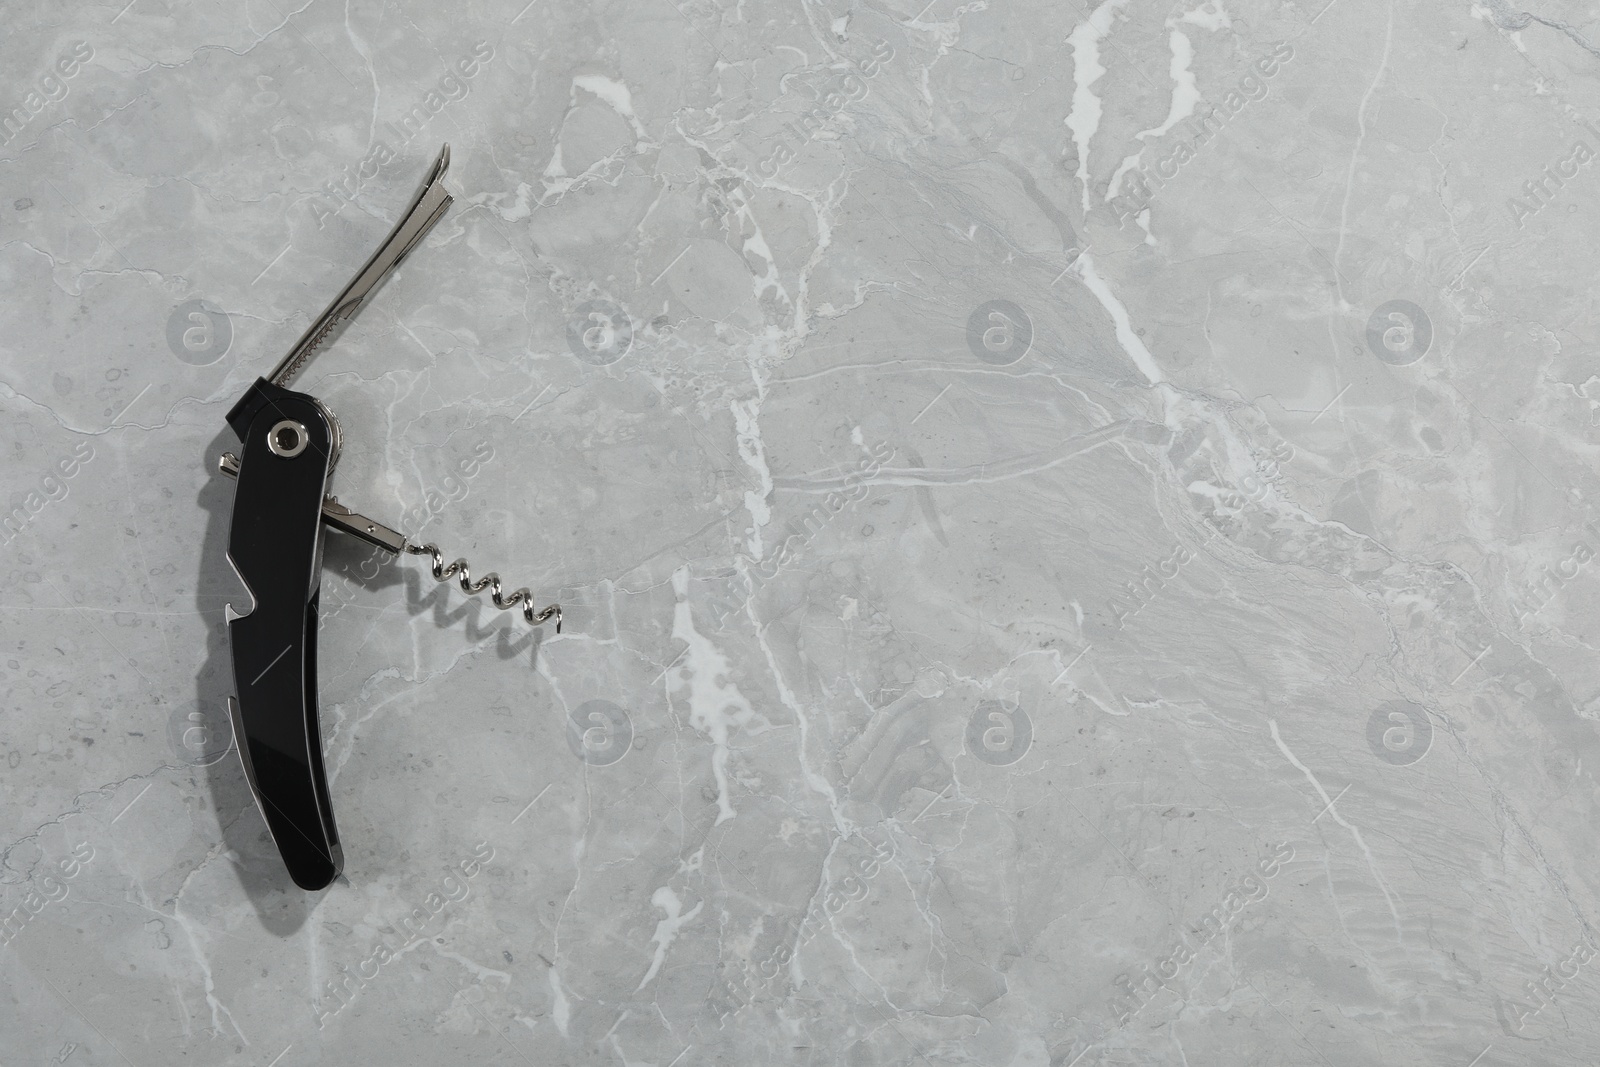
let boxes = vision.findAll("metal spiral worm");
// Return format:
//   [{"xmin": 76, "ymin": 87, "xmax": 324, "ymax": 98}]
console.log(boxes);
[{"xmin": 405, "ymin": 542, "xmax": 562, "ymax": 631}]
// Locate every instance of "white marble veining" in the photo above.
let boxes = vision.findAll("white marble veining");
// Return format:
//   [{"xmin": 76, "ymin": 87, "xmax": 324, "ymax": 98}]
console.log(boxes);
[{"xmin": 4, "ymin": 1, "xmax": 1600, "ymax": 1063}]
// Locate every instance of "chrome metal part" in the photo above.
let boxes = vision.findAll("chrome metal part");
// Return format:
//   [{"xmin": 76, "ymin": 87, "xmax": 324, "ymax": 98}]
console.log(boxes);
[
  {"xmin": 267, "ymin": 145, "xmax": 454, "ymax": 388},
  {"xmin": 266, "ymin": 420, "xmax": 310, "ymax": 458},
  {"xmin": 321, "ymin": 498, "xmax": 406, "ymax": 554},
  {"xmin": 404, "ymin": 541, "xmax": 562, "ymax": 631}
]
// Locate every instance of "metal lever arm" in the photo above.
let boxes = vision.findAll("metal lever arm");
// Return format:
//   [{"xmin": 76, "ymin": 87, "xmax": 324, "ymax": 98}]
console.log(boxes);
[{"xmin": 267, "ymin": 144, "xmax": 454, "ymax": 388}]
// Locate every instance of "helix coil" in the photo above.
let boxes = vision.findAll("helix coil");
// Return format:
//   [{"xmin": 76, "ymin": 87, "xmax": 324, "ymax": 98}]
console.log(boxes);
[{"xmin": 404, "ymin": 542, "xmax": 561, "ymax": 631}]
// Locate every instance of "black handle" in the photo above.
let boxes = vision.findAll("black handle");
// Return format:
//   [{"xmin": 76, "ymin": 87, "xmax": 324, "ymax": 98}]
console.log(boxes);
[{"xmin": 224, "ymin": 378, "xmax": 344, "ymax": 890}]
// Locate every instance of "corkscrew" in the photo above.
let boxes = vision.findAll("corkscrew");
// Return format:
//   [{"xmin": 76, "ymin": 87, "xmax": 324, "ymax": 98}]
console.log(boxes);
[{"xmin": 215, "ymin": 145, "xmax": 560, "ymax": 891}]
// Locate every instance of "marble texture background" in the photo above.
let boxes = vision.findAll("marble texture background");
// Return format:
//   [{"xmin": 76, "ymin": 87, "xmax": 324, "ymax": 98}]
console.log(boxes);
[{"xmin": 4, "ymin": 0, "xmax": 1600, "ymax": 1063}]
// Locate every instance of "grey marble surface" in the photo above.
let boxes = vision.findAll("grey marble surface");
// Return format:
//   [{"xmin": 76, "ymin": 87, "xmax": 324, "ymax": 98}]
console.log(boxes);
[{"xmin": 4, "ymin": 0, "xmax": 1600, "ymax": 1063}]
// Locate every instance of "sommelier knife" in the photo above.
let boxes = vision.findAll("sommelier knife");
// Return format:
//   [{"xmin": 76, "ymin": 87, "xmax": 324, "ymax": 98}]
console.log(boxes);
[{"xmin": 217, "ymin": 145, "xmax": 560, "ymax": 890}]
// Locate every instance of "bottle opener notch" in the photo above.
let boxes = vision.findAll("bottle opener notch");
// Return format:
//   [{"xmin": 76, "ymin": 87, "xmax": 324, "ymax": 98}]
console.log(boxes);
[{"xmin": 216, "ymin": 145, "xmax": 560, "ymax": 891}]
